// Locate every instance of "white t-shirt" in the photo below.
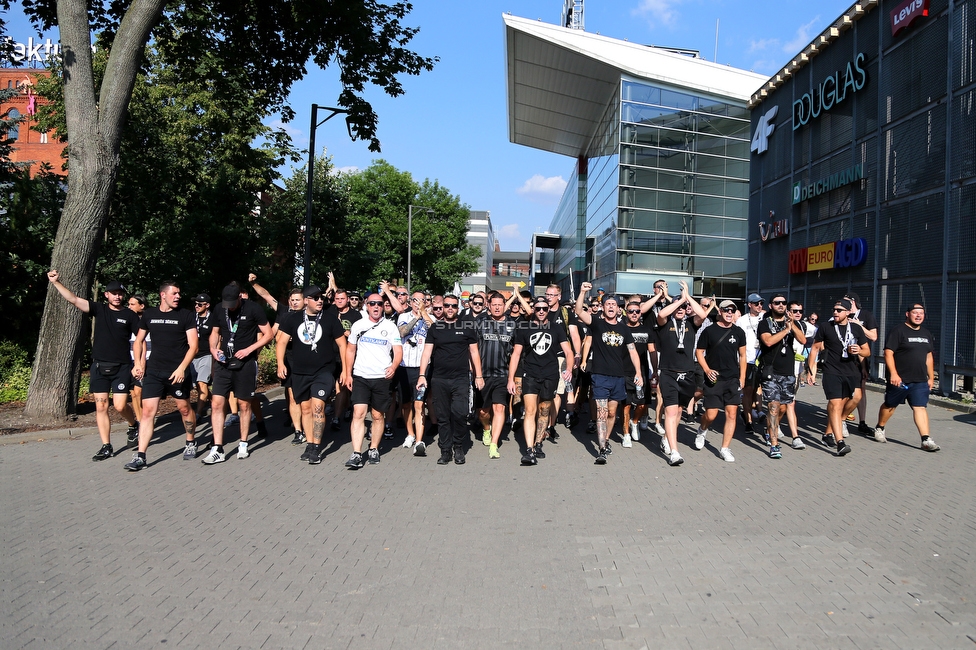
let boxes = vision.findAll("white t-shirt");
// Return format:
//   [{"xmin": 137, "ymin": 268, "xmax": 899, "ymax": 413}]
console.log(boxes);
[
  {"xmin": 349, "ymin": 317, "xmax": 402, "ymax": 379},
  {"xmin": 735, "ymin": 311, "xmax": 765, "ymax": 363},
  {"xmin": 397, "ymin": 312, "xmax": 428, "ymax": 368}
]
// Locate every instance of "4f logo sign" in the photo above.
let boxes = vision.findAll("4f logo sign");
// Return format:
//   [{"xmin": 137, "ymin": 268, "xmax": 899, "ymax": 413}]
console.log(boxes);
[{"xmin": 751, "ymin": 106, "xmax": 778, "ymax": 155}]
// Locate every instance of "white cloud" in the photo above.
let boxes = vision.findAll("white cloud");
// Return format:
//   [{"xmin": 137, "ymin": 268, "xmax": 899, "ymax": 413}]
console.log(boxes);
[
  {"xmin": 497, "ymin": 223, "xmax": 521, "ymax": 241},
  {"xmin": 783, "ymin": 16, "xmax": 821, "ymax": 54},
  {"xmin": 750, "ymin": 59, "xmax": 782, "ymax": 75},
  {"xmin": 331, "ymin": 165, "xmax": 360, "ymax": 175},
  {"xmin": 268, "ymin": 118, "xmax": 305, "ymax": 144},
  {"xmin": 632, "ymin": 0, "xmax": 682, "ymax": 28},
  {"xmin": 748, "ymin": 38, "xmax": 778, "ymax": 53},
  {"xmin": 516, "ymin": 174, "xmax": 567, "ymax": 203}
]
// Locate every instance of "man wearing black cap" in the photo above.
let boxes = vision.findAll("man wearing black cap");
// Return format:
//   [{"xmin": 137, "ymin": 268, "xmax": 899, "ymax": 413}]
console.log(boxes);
[
  {"xmin": 190, "ymin": 293, "xmax": 215, "ymax": 420},
  {"xmin": 756, "ymin": 292, "xmax": 806, "ymax": 459},
  {"xmin": 844, "ymin": 291, "xmax": 879, "ymax": 435},
  {"xmin": 736, "ymin": 293, "xmax": 766, "ymax": 434},
  {"xmin": 276, "ymin": 285, "xmax": 348, "ymax": 464},
  {"xmin": 47, "ymin": 270, "xmax": 140, "ymax": 461},
  {"xmin": 202, "ymin": 283, "xmax": 274, "ymax": 464},
  {"xmin": 807, "ymin": 298, "xmax": 869, "ymax": 456},
  {"xmin": 694, "ymin": 299, "xmax": 746, "ymax": 462},
  {"xmin": 872, "ymin": 303, "xmax": 939, "ymax": 451}
]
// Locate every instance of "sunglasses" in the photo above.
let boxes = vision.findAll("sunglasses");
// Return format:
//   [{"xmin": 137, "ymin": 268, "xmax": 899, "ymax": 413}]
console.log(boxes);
[
  {"xmin": 626, "ymin": 309, "xmax": 641, "ymax": 314},
  {"xmin": 366, "ymin": 300, "xmax": 384, "ymax": 307},
  {"xmin": 721, "ymin": 307, "xmax": 736, "ymax": 313},
  {"xmin": 534, "ymin": 306, "xmax": 549, "ymax": 312},
  {"xmin": 308, "ymin": 295, "xmax": 323, "ymax": 301},
  {"xmin": 544, "ymin": 293, "xmax": 559, "ymax": 298},
  {"xmin": 432, "ymin": 305, "xmax": 444, "ymax": 310},
  {"xmin": 471, "ymin": 301, "xmax": 484, "ymax": 307},
  {"xmin": 195, "ymin": 302, "xmax": 208, "ymax": 306},
  {"xmin": 790, "ymin": 308, "xmax": 803, "ymax": 313},
  {"xmin": 444, "ymin": 303, "xmax": 459, "ymax": 308},
  {"xmin": 771, "ymin": 300, "xmax": 787, "ymax": 306},
  {"xmin": 395, "ymin": 292, "xmax": 408, "ymax": 297},
  {"xmin": 833, "ymin": 307, "xmax": 846, "ymax": 313}
]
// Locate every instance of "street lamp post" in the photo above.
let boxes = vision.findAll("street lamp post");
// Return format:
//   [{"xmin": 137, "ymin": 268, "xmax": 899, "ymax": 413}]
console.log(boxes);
[
  {"xmin": 407, "ymin": 204, "xmax": 434, "ymax": 292},
  {"xmin": 304, "ymin": 103, "xmax": 352, "ymax": 288}
]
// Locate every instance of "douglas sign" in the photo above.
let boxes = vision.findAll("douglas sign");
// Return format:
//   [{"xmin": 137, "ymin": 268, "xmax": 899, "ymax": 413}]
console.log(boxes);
[{"xmin": 793, "ymin": 52, "xmax": 867, "ymax": 130}]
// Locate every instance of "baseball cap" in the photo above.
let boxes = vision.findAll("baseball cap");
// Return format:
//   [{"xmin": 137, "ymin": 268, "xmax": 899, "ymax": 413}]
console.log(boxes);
[
  {"xmin": 104, "ymin": 280, "xmax": 126, "ymax": 293},
  {"xmin": 719, "ymin": 299, "xmax": 737, "ymax": 310},
  {"xmin": 747, "ymin": 293, "xmax": 763, "ymax": 303},
  {"xmin": 303, "ymin": 285, "xmax": 323, "ymax": 298},
  {"xmin": 221, "ymin": 285, "xmax": 241, "ymax": 308},
  {"xmin": 836, "ymin": 298, "xmax": 853, "ymax": 311},
  {"xmin": 193, "ymin": 293, "xmax": 210, "ymax": 303}
]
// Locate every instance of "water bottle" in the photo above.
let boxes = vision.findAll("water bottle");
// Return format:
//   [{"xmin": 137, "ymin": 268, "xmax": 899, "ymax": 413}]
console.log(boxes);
[
  {"xmin": 415, "ymin": 383, "xmax": 427, "ymax": 402},
  {"xmin": 635, "ymin": 382, "xmax": 644, "ymax": 400},
  {"xmin": 217, "ymin": 350, "xmax": 226, "ymax": 363}
]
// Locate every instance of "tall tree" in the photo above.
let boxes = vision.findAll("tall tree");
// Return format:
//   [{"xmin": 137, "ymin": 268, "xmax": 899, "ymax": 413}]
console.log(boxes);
[{"xmin": 20, "ymin": 0, "xmax": 436, "ymax": 421}]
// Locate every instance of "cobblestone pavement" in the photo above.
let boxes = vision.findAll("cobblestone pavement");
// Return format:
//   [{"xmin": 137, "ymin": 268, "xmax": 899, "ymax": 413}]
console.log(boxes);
[{"xmin": 2, "ymin": 386, "xmax": 974, "ymax": 649}]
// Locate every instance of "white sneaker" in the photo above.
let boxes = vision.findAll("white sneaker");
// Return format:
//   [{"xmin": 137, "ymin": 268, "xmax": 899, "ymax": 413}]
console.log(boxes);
[
  {"xmin": 791, "ymin": 437, "xmax": 806, "ymax": 450},
  {"xmin": 622, "ymin": 434, "xmax": 633, "ymax": 448},
  {"xmin": 660, "ymin": 436, "xmax": 671, "ymax": 455},
  {"xmin": 719, "ymin": 447, "xmax": 735, "ymax": 462},
  {"xmin": 402, "ymin": 434, "xmax": 416, "ymax": 448},
  {"xmin": 921, "ymin": 438, "xmax": 940, "ymax": 452},
  {"xmin": 873, "ymin": 426, "xmax": 887, "ymax": 443},
  {"xmin": 654, "ymin": 422, "xmax": 665, "ymax": 436},
  {"xmin": 201, "ymin": 448, "xmax": 225, "ymax": 465},
  {"xmin": 668, "ymin": 450, "xmax": 684, "ymax": 466},
  {"xmin": 694, "ymin": 428, "xmax": 707, "ymax": 450},
  {"xmin": 629, "ymin": 421, "xmax": 640, "ymax": 441},
  {"xmin": 237, "ymin": 441, "xmax": 249, "ymax": 459}
]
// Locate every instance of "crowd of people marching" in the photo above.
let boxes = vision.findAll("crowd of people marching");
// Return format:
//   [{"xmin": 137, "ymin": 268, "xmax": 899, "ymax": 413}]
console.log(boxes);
[{"xmin": 45, "ymin": 268, "xmax": 941, "ymax": 471}]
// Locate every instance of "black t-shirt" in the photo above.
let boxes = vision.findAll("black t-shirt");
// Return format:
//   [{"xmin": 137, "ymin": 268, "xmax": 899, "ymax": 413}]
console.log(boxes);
[
  {"xmin": 884, "ymin": 323, "xmax": 934, "ymax": 383},
  {"xmin": 588, "ymin": 318, "xmax": 636, "ymax": 377},
  {"xmin": 335, "ymin": 306, "xmax": 362, "ymax": 334},
  {"xmin": 656, "ymin": 315, "xmax": 700, "ymax": 373},
  {"xmin": 279, "ymin": 309, "xmax": 346, "ymax": 374},
  {"xmin": 193, "ymin": 310, "xmax": 215, "ymax": 359},
  {"xmin": 514, "ymin": 320, "xmax": 567, "ymax": 378},
  {"xmin": 215, "ymin": 299, "xmax": 269, "ymax": 362},
  {"xmin": 815, "ymin": 320, "xmax": 868, "ymax": 378},
  {"xmin": 140, "ymin": 307, "xmax": 196, "ymax": 375},
  {"xmin": 479, "ymin": 317, "xmax": 518, "ymax": 377},
  {"xmin": 696, "ymin": 324, "xmax": 747, "ymax": 375},
  {"xmin": 625, "ymin": 322, "xmax": 654, "ymax": 376},
  {"xmin": 427, "ymin": 320, "xmax": 478, "ymax": 380},
  {"xmin": 757, "ymin": 317, "xmax": 798, "ymax": 376},
  {"xmin": 88, "ymin": 302, "xmax": 140, "ymax": 364},
  {"xmin": 852, "ymin": 308, "xmax": 879, "ymax": 347}
]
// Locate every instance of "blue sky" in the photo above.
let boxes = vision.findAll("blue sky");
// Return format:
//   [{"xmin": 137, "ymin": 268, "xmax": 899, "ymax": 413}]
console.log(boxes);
[{"xmin": 5, "ymin": 0, "xmax": 853, "ymax": 250}]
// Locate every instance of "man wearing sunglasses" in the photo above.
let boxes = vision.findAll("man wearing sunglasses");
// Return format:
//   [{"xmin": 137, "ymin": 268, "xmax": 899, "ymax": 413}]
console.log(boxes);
[
  {"xmin": 379, "ymin": 281, "xmax": 410, "ymax": 316},
  {"xmin": 695, "ymin": 299, "xmax": 746, "ymax": 461},
  {"xmin": 342, "ymin": 294, "xmax": 402, "ymax": 468},
  {"xmin": 575, "ymin": 282, "xmax": 645, "ymax": 465},
  {"xmin": 756, "ymin": 293, "xmax": 806, "ymax": 459},
  {"xmin": 807, "ymin": 298, "xmax": 869, "ymax": 456},
  {"xmin": 508, "ymin": 297, "xmax": 573, "ymax": 465},
  {"xmin": 844, "ymin": 291, "xmax": 879, "ymax": 436},
  {"xmin": 276, "ymin": 286, "xmax": 348, "ymax": 464},
  {"xmin": 736, "ymin": 293, "xmax": 766, "ymax": 434},
  {"xmin": 477, "ymin": 292, "xmax": 518, "ymax": 459},
  {"xmin": 190, "ymin": 293, "xmax": 215, "ymax": 421},
  {"xmin": 621, "ymin": 300, "xmax": 655, "ymax": 448},
  {"xmin": 396, "ymin": 290, "xmax": 433, "ymax": 454},
  {"xmin": 417, "ymin": 295, "xmax": 484, "ymax": 465}
]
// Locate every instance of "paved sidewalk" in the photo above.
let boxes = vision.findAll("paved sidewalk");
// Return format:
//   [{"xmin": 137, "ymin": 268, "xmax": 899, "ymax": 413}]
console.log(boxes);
[{"xmin": 1, "ymin": 386, "xmax": 974, "ymax": 649}]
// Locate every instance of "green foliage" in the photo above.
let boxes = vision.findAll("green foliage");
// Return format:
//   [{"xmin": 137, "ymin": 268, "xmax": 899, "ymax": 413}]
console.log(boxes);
[
  {"xmin": 0, "ymin": 340, "xmax": 31, "ymax": 403},
  {"xmin": 257, "ymin": 346, "xmax": 278, "ymax": 385}
]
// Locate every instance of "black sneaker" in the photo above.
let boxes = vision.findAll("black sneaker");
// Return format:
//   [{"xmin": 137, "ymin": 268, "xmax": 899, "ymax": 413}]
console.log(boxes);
[
  {"xmin": 569, "ymin": 412, "xmax": 580, "ymax": 427},
  {"xmin": 743, "ymin": 422, "xmax": 754, "ymax": 434},
  {"xmin": 587, "ymin": 421, "xmax": 597, "ymax": 434},
  {"xmin": 822, "ymin": 434, "xmax": 837, "ymax": 448},
  {"xmin": 126, "ymin": 426, "xmax": 139, "ymax": 446},
  {"xmin": 836, "ymin": 442, "xmax": 852, "ymax": 456},
  {"xmin": 454, "ymin": 448, "xmax": 465, "ymax": 465},
  {"xmin": 308, "ymin": 444, "xmax": 322, "ymax": 465},
  {"xmin": 331, "ymin": 418, "xmax": 340, "ymax": 432},
  {"xmin": 92, "ymin": 443, "xmax": 113, "ymax": 461},
  {"xmin": 437, "ymin": 449, "xmax": 453, "ymax": 465},
  {"xmin": 383, "ymin": 425, "xmax": 393, "ymax": 439},
  {"xmin": 365, "ymin": 430, "xmax": 372, "ymax": 442},
  {"xmin": 414, "ymin": 441, "xmax": 427, "ymax": 457},
  {"xmin": 533, "ymin": 443, "xmax": 546, "ymax": 459},
  {"xmin": 548, "ymin": 426, "xmax": 559, "ymax": 442},
  {"xmin": 123, "ymin": 453, "xmax": 146, "ymax": 471},
  {"xmin": 367, "ymin": 448, "xmax": 381, "ymax": 464},
  {"xmin": 344, "ymin": 452, "xmax": 364, "ymax": 469},
  {"xmin": 595, "ymin": 447, "xmax": 608, "ymax": 465},
  {"xmin": 255, "ymin": 420, "xmax": 269, "ymax": 438},
  {"xmin": 292, "ymin": 430, "xmax": 307, "ymax": 445},
  {"xmin": 300, "ymin": 444, "xmax": 314, "ymax": 462},
  {"xmin": 858, "ymin": 421, "xmax": 875, "ymax": 436},
  {"xmin": 521, "ymin": 450, "xmax": 537, "ymax": 466},
  {"xmin": 604, "ymin": 440, "xmax": 613, "ymax": 456}
]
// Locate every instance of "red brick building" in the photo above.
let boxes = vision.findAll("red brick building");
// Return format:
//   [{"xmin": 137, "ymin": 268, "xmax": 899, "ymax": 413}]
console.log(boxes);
[{"xmin": 1, "ymin": 68, "xmax": 65, "ymax": 176}]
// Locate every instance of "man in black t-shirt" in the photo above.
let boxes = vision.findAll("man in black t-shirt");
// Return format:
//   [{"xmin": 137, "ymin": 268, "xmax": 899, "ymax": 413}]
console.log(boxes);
[
  {"xmin": 508, "ymin": 297, "xmax": 573, "ymax": 465},
  {"xmin": 47, "ymin": 270, "xmax": 140, "ymax": 461},
  {"xmin": 756, "ymin": 293, "xmax": 806, "ymax": 459},
  {"xmin": 621, "ymin": 300, "xmax": 655, "ymax": 449},
  {"xmin": 845, "ymin": 291, "xmax": 879, "ymax": 435},
  {"xmin": 654, "ymin": 281, "xmax": 708, "ymax": 466},
  {"xmin": 544, "ymin": 285, "xmax": 580, "ymax": 435},
  {"xmin": 276, "ymin": 285, "xmax": 348, "ymax": 464},
  {"xmin": 417, "ymin": 295, "xmax": 484, "ymax": 465},
  {"xmin": 695, "ymin": 300, "xmax": 746, "ymax": 462},
  {"xmin": 190, "ymin": 293, "xmax": 215, "ymax": 420},
  {"xmin": 202, "ymin": 284, "xmax": 274, "ymax": 465},
  {"xmin": 477, "ymin": 292, "xmax": 518, "ymax": 459},
  {"xmin": 127, "ymin": 280, "xmax": 199, "ymax": 471},
  {"xmin": 873, "ymin": 303, "xmax": 940, "ymax": 451},
  {"xmin": 807, "ymin": 298, "xmax": 869, "ymax": 456},
  {"xmin": 329, "ymin": 287, "xmax": 362, "ymax": 433},
  {"xmin": 575, "ymin": 283, "xmax": 644, "ymax": 465}
]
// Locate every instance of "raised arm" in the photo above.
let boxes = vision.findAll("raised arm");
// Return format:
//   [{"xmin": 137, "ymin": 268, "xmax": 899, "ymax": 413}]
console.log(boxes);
[
  {"xmin": 248, "ymin": 273, "xmax": 279, "ymax": 312},
  {"xmin": 47, "ymin": 269, "xmax": 90, "ymax": 312},
  {"xmin": 575, "ymin": 282, "xmax": 593, "ymax": 325}
]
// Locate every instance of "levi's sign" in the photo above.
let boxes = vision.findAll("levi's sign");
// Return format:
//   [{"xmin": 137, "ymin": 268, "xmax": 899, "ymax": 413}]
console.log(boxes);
[
  {"xmin": 792, "ymin": 163, "xmax": 864, "ymax": 205},
  {"xmin": 789, "ymin": 238, "xmax": 868, "ymax": 274},
  {"xmin": 793, "ymin": 52, "xmax": 866, "ymax": 131},
  {"xmin": 891, "ymin": 0, "xmax": 929, "ymax": 36}
]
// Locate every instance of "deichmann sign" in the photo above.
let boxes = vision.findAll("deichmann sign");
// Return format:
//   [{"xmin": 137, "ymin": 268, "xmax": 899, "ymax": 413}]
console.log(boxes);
[
  {"xmin": 792, "ymin": 163, "xmax": 864, "ymax": 205},
  {"xmin": 891, "ymin": 0, "xmax": 929, "ymax": 36},
  {"xmin": 788, "ymin": 238, "xmax": 868, "ymax": 274},
  {"xmin": 792, "ymin": 52, "xmax": 867, "ymax": 131}
]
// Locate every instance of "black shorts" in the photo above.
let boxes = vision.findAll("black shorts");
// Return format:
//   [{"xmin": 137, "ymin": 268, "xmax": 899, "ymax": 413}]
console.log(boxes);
[
  {"xmin": 351, "ymin": 375, "xmax": 393, "ymax": 411},
  {"xmin": 212, "ymin": 359, "xmax": 259, "ymax": 400},
  {"xmin": 480, "ymin": 376, "xmax": 509, "ymax": 407},
  {"xmin": 625, "ymin": 374, "xmax": 650, "ymax": 406},
  {"xmin": 694, "ymin": 363, "xmax": 705, "ymax": 391},
  {"xmin": 702, "ymin": 377, "xmax": 740, "ymax": 410},
  {"xmin": 141, "ymin": 371, "xmax": 192, "ymax": 401},
  {"xmin": 745, "ymin": 364, "xmax": 760, "ymax": 389},
  {"xmin": 291, "ymin": 366, "xmax": 336, "ymax": 404},
  {"xmin": 280, "ymin": 356, "xmax": 293, "ymax": 388},
  {"xmin": 660, "ymin": 370, "xmax": 697, "ymax": 407},
  {"xmin": 396, "ymin": 366, "xmax": 421, "ymax": 403},
  {"xmin": 822, "ymin": 373, "xmax": 859, "ymax": 401},
  {"xmin": 88, "ymin": 360, "xmax": 133, "ymax": 395},
  {"xmin": 521, "ymin": 375, "xmax": 557, "ymax": 402}
]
